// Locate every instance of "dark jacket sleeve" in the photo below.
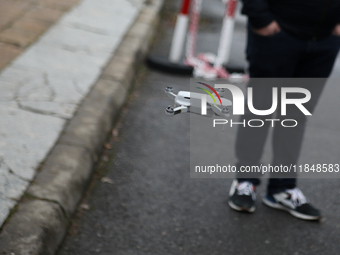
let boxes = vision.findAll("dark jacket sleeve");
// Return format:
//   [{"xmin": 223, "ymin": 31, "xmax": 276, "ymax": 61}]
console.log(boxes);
[{"xmin": 241, "ymin": 0, "xmax": 275, "ymax": 29}]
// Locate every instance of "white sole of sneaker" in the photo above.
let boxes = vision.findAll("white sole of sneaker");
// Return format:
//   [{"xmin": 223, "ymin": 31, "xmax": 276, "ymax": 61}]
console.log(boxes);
[
  {"xmin": 262, "ymin": 197, "xmax": 321, "ymax": 220},
  {"xmin": 228, "ymin": 200, "xmax": 256, "ymax": 213}
]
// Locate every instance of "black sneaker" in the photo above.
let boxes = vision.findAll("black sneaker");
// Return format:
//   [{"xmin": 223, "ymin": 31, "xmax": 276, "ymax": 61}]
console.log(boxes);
[
  {"xmin": 228, "ymin": 180, "xmax": 256, "ymax": 212},
  {"xmin": 262, "ymin": 187, "xmax": 321, "ymax": 220}
]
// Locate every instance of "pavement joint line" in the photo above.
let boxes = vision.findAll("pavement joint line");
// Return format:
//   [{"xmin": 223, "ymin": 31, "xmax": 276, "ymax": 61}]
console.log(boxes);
[
  {"xmin": 56, "ymin": 141, "xmax": 100, "ymax": 163},
  {"xmin": 99, "ymin": 75, "xmax": 127, "ymax": 87},
  {"xmin": 7, "ymin": 169, "xmax": 31, "ymax": 183},
  {"xmin": 0, "ymin": 158, "xmax": 31, "ymax": 183},
  {"xmin": 0, "ymin": 0, "xmax": 164, "ymax": 254},
  {"xmin": 24, "ymin": 193, "xmax": 68, "ymax": 219},
  {"xmin": 62, "ymin": 23, "xmax": 109, "ymax": 36},
  {"xmin": 72, "ymin": 80, "xmax": 87, "ymax": 97},
  {"xmin": 15, "ymin": 103, "xmax": 70, "ymax": 120}
]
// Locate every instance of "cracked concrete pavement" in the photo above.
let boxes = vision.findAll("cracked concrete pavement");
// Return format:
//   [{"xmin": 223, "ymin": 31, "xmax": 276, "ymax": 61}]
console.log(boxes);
[{"xmin": 0, "ymin": 0, "xmax": 146, "ymax": 229}]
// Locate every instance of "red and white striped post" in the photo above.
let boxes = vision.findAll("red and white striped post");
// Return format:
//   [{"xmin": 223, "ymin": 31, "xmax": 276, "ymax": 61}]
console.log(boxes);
[
  {"xmin": 169, "ymin": 0, "xmax": 192, "ymax": 63},
  {"xmin": 214, "ymin": 0, "xmax": 238, "ymax": 68},
  {"xmin": 185, "ymin": 0, "xmax": 201, "ymax": 63},
  {"xmin": 146, "ymin": 0, "xmax": 245, "ymax": 77}
]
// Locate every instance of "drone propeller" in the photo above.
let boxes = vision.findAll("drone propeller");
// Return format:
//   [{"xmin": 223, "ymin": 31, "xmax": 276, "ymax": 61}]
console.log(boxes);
[
  {"xmin": 165, "ymin": 86, "xmax": 176, "ymax": 100},
  {"xmin": 165, "ymin": 105, "xmax": 188, "ymax": 115}
]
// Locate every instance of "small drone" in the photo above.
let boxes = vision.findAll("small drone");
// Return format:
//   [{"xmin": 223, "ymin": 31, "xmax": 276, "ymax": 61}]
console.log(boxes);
[{"xmin": 164, "ymin": 86, "xmax": 232, "ymax": 120}]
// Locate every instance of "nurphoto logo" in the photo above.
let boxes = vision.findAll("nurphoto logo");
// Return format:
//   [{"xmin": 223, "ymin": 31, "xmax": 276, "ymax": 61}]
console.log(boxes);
[{"xmin": 197, "ymin": 83, "xmax": 312, "ymax": 128}]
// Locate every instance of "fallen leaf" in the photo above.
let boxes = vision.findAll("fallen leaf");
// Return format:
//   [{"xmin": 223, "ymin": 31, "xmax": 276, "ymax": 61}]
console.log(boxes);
[
  {"xmin": 104, "ymin": 142, "xmax": 112, "ymax": 149},
  {"xmin": 101, "ymin": 177, "xmax": 114, "ymax": 184},
  {"xmin": 112, "ymin": 128, "xmax": 119, "ymax": 138},
  {"xmin": 80, "ymin": 204, "xmax": 90, "ymax": 210}
]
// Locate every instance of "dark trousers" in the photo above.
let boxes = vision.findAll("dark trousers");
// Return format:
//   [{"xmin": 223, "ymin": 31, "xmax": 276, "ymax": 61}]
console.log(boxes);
[{"xmin": 236, "ymin": 27, "xmax": 340, "ymax": 195}]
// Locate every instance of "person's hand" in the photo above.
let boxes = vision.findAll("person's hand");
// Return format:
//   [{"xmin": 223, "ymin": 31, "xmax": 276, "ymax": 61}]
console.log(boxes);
[
  {"xmin": 333, "ymin": 24, "xmax": 340, "ymax": 36},
  {"xmin": 253, "ymin": 21, "xmax": 281, "ymax": 36}
]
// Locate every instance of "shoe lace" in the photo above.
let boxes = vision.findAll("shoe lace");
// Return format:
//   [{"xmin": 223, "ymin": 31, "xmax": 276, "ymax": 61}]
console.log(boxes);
[
  {"xmin": 286, "ymin": 187, "xmax": 308, "ymax": 207},
  {"xmin": 237, "ymin": 182, "xmax": 256, "ymax": 200}
]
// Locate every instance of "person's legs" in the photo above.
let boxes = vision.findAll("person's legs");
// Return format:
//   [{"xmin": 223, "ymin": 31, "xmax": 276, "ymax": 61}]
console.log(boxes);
[
  {"xmin": 230, "ymin": 28, "xmax": 305, "ymax": 212},
  {"xmin": 262, "ymin": 34, "xmax": 340, "ymax": 220},
  {"xmin": 268, "ymin": 34, "xmax": 340, "ymax": 195},
  {"xmin": 235, "ymin": 27, "xmax": 305, "ymax": 185},
  {"xmin": 268, "ymin": 79, "xmax": 326, "ymax": 194}
]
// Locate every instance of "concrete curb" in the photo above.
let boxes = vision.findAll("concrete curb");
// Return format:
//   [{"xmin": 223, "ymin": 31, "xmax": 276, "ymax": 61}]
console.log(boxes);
[{"xmin": 0, "ymin": 0, "xmax": 164, "ymax": 254}]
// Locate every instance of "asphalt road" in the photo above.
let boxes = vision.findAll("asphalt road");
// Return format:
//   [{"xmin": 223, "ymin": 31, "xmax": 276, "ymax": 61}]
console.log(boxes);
[{"xmin": 57, "ymin": 0, "xmax": 340, "ymax": 254}]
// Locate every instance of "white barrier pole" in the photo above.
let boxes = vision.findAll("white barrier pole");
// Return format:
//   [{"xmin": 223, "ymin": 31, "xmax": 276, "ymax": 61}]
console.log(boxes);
[
  {"xmin": 214, "ymin": 0, "xmax": 238, "ymax": 68},
  {"xmin": 169, "ymin": 0, "xmax": 191, "ymax": 63}
]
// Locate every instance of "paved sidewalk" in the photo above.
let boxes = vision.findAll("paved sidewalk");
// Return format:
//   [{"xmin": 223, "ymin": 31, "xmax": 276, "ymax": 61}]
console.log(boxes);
[
  {"xmin": 0, "ymin": 0, "xmax": 144, "ymax": 229},
  {"xmin": 0, "ymin": 0, "xmax": 82, "ymax": 70}
]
